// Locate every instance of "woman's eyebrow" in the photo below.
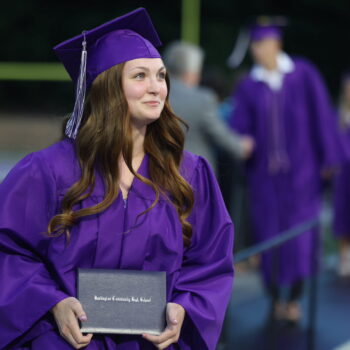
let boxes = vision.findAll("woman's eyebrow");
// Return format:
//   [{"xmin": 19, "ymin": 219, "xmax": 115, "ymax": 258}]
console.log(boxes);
[
  {"xmin": 128, "ymin": 66, "xmax": 166, "ymax": 72},
  {"xmin": 129, "ymin": 66, "xmax": 149, "ymax": 71}
]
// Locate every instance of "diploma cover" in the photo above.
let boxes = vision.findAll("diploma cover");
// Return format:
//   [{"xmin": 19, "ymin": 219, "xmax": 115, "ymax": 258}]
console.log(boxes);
[{"xmin": 78, "ymin": 269, "xmax": 166, "ymax": 335}]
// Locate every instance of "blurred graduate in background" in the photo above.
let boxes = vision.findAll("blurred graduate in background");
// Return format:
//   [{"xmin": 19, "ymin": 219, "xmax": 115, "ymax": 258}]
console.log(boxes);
[
  {"xmin": 228, "ymin": 16, "xmax": 343, "ymax": 324},
  {"xmin": 333, "ymin": 72, "xmax": 350, "ymax": 277}
]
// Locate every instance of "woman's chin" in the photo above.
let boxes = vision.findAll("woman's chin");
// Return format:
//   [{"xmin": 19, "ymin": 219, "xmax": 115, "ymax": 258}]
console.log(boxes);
[{"xmin": 131, "ymin": 114, "xmax": 161, "ymax": 128}]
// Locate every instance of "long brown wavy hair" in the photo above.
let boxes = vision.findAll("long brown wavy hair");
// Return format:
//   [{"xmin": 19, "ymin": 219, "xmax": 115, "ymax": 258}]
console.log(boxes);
[{"xmin": 48, "ymin": 62, "xmax": 194, "ymax": 247}]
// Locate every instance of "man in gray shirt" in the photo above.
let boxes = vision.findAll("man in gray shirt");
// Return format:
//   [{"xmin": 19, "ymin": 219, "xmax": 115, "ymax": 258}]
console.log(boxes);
[{"xmin": 163, "ymin": 41, "xmax": 254, "ymax": 173}]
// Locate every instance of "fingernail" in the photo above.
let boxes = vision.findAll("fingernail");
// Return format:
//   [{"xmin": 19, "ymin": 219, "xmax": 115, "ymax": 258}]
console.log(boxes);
[
  {"xmin": 79, "ymin": 315, "xmax": 87, "ymax": 322},
  {"xmin": 172, "ymin": 318, "xmax": 178, "ymax": 324}
]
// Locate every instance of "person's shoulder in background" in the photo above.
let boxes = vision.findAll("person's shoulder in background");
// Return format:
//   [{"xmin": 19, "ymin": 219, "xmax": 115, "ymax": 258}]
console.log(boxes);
[
  {"xmin": 290, "ymin": 55, "xmax": 322, "ymax": 76},
  {"xmin": 196, "ymin": 85, "xmax": 220, "ymax": 105}
]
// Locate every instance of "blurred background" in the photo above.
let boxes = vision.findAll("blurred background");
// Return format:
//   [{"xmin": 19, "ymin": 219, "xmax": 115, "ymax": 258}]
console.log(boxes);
[{"xmin": 1, "ymin": 0, "xmax": 350, "ymax": 349}]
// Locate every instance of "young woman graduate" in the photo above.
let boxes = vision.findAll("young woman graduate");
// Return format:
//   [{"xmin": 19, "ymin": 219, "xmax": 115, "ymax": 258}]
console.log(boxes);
[
  {"xmin": 0, "ymin": 8, "xmax": 234, "ymax": 350},
  {"xmin": 228, "ymin": 17, "xmax": 341, "ymax": 323}
]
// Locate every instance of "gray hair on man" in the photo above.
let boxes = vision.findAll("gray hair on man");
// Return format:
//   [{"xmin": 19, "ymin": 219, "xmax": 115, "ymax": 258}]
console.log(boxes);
[{"xmin": 163, "ymin": 41, "xmax": 204, "ymax": 78}]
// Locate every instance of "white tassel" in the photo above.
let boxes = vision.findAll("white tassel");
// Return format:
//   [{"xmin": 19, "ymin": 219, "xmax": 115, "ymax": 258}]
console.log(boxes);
[
  {"xmin": 66, "ymin": 31, "xmax": 87, "ymax": 139},
  {"xmin": 227, "ymin": 29, "xmax": 250, "ymax": 68}
]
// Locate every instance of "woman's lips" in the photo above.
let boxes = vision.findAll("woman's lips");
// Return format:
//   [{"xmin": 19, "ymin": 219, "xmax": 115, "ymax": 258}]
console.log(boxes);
[{"xmin": 143, "ymin": 101, "xmax": 160, "ymax": 106}]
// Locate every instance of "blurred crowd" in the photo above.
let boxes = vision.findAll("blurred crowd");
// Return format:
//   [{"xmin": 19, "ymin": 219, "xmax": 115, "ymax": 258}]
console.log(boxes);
[{"xmin": 162, "ymin": 17, "xmax": 350, "ymax": 325}]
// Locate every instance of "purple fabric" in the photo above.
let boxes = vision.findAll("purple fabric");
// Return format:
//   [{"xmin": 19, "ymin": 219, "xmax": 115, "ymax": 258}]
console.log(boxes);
[
  {"xmin": 267, "ymin": 89, "xmax": 290, "ymax": 174},
  {"xmin": 230, "ymin": 57, "xmax": 342, "ymax": 285},
  {"xmin": 333, "ymin": 127, "xmax": 350, "ymax": 237},
  {"xmin": 53, "ymin": 8, "xmax": 162, "ymax": 88},
  {"xmin": 0, "ymin": 139, "xmax": 234, "ymax": 350},
  {"xmin": 250, "ymin": 25, "xmax": 282, "ymax": 41}
]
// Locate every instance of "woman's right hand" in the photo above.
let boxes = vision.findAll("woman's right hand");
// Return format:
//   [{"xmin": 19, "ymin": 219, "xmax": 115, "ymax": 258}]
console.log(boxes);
[{"xmin": 51, "ymin": 297, "xmax": 93, "ymax": 349}]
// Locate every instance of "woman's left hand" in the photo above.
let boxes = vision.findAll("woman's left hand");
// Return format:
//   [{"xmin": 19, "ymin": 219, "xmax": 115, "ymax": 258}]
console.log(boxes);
[{"xmin": 142, "ymin": 302, "xmax": 185, "ymax": 349}]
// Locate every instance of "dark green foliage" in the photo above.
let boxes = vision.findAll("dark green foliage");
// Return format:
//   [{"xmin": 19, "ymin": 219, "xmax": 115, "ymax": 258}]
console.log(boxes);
[{"xmin": 0, "ymin": 0, "xmax": 349, "ymax": 112}]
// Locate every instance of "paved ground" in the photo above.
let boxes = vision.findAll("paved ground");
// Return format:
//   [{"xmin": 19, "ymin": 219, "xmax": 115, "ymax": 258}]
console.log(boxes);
[
  {"xmin": 0, "ymin": 113, "xmax": 62, "ymax": 151},
  {"xmin": 0, "ymin": 113, "xmax": 62, "ymax": 180},
  {"xmin": 219, "ymin": 261, "xmax": 350, "ymax": 350}
]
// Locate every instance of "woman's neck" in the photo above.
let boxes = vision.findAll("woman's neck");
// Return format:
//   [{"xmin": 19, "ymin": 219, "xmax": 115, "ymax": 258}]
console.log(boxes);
[
  {"xmin": 118, "ymin": 125, "xmax": 147, "ymax": 199},
  {"xmin": 131, "ymin": 124, "xmax": 146, "ymax": 158}
]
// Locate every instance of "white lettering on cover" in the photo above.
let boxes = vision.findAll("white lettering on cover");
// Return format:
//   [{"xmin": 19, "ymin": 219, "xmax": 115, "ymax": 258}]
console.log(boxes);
[{"xmin": 93, "ymin": 295, "xmax": 152, "ymax": 303}]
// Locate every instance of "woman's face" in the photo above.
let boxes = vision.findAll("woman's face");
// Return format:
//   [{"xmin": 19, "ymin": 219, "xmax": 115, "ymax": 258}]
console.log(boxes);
[{"xmin": 122, "ymin": 58, "xmax": 167, "ymax": 128}]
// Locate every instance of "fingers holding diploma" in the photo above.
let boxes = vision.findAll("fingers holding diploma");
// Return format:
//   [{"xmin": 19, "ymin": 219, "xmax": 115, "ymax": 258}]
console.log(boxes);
[
  {"xmin": 51, "ymin": 296, "xmax": 93, "ymax": 349},
  {"xmin": 142, "ymin": 302, "xmax": 185, "ymax": 349}
]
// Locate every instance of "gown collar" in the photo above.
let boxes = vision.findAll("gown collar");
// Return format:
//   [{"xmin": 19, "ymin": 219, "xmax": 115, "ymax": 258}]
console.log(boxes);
[
  {"xmin": 90, "ymin": 153, "xmax": 157, "ymax": 202},
  {"xmin": 250, "ymin": 51, "xmax": 294, "ymax": 91}
]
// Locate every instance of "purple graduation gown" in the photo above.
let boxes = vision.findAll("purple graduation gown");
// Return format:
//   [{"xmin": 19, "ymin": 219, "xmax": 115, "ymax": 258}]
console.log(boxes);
[
  {"xmin": 0, "ymin": 139, "xmax": 234, "ymax": 350},
  {"xmin": 333, "ymin": 126, "xmax": 350, "ymax": 237},
  {"xmin": 230, "ymin": 57, "xmax": 341, "ymax": 285}
]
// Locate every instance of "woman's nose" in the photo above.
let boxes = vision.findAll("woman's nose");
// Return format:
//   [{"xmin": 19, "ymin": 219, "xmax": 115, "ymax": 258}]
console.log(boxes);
[{"xmin": 147, "ymin": 77, "xmax": 161, "ymax": 94}]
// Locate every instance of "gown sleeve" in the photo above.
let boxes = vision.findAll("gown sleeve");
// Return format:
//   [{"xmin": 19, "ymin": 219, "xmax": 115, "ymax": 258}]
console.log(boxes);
[
  {"xmin": 171, "ymin": 157, "xmax": 234, "ymax": 350},
  {"xmin": 304, "ymin": 61, "xmax": 344, "ymax": 169},
  {"xmin": 229, "ymin": 80, "xmax": 255, "ymax": 136},
  {"xmin": 0, "ymin": 152, "xmax": 69, "ymax": 348}
]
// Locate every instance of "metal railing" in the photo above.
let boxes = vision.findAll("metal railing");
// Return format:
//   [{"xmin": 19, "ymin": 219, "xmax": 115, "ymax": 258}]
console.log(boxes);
[{"xmin": 234, "ymin": 218, "xmax": 319, "ymax": 263}]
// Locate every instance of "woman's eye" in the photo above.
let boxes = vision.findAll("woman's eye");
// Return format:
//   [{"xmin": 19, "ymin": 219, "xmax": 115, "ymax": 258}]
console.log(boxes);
[
  {"xmin": 158, "ymin": 72, "xmax": 166, "ymax": 79},
  {"xmin": 134, "ymin": 72, "xmax": 145, "ymax": 79}
]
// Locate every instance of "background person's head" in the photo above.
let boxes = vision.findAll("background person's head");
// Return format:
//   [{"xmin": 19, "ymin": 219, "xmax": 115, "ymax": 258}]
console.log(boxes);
[
  {"xmin": 338, "ymin": 72, "xmax": 350, "ymax": 128},
  {"xmin": 163, "ymin": 41, "xmax": 204, "ymax": 87},
  {"xmin": 250, "ymin": 37, "xmax": 282, "ymax": 70},
  {"xmin": 340, "ymin": 73, "xmax": 350, "ymax": 105},
  {"xmin": 248, "ymin": 18, "xmax": 284, "ymax": 70}
]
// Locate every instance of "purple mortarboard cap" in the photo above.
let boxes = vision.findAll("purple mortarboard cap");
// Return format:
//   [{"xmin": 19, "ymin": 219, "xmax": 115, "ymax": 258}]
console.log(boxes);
[
  {"xmin": 54, "ymin": 7, "xmax": 161, "ymax": 88},
  {"xmin": 249, "ymin": 16, "xmax": 287, "ymax": 41},
  {"xmin": 250, "ymin": 25, "xmax": 282, "ymax": 41},
  {"xmin": 53, "ymin": 8, "xmax": 162, "ymax": 139},
  {"xmin": 227, "ymin": 15, "xmax": 287, "ymax": 68}
]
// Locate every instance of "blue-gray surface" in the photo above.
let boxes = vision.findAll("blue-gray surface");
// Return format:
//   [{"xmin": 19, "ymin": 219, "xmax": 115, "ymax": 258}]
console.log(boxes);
[
  {"xmin": 0, "ymin": 151, "xmax": 26, "ymax": 181},
  {"xmin": 220, "ymin": 268, "xmax": 350, "ymax": 350}
]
